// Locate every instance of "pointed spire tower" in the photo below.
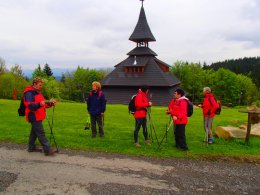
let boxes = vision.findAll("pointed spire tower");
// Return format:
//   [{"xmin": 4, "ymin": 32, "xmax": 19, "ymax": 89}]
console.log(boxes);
[
  {"xmin": 101, "ymin": 0, "xmax": 180, "ymax": 106},
  {"xmin": 129, "ymin": 0, "xmax": 156, "ymax": 43}
]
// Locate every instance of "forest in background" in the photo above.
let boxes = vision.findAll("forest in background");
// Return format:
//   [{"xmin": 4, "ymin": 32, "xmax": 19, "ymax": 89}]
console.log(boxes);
[
  {"xmin": 205, "ymin": 56, "xmax": 260, "ymax": 87},
  {"xmin": 0, "ymin": 56, "xmax": 259, "ymax": 106}
]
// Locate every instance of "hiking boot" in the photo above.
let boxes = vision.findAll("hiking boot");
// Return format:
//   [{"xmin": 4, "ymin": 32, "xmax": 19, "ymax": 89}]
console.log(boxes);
[
  {"xmin": 144, "ymin": 140, "xmax": 151, "ymax": 145},
  {"xmin": 208, "ymin": 137, "xmax": 214, "ymax": 144},
  {"xmin": 180, "ymin": 147, "xmax": 188, "ymax": 151},
  {"xmin": 28, "ymin": 147, "xmax": 42, "ymax": 152},
  {"xmin": 134, "ymin": 142, "xmax": 141, "ymax": 147},
  {"xmin": 45, "ymin": 148, "xmax": 57, "ymax": 156}
]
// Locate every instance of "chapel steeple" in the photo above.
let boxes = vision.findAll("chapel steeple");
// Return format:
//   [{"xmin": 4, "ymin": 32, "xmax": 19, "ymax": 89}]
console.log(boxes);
[
  {"xmin": 101, "ymin": 0, "xmax": 180, "ymax": 106},
  {"xmin": 129, "ymin": 0, "xmax": 156, "ymax": 45}
]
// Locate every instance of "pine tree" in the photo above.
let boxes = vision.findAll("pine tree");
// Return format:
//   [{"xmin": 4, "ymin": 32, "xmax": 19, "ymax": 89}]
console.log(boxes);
[
  {"xmin": 43, "ymin": 63, "xmax": 53, "ymax": 77},
  {"xmin": 32, "ymin": 64, "xmax": 46, "ymax": 78}
]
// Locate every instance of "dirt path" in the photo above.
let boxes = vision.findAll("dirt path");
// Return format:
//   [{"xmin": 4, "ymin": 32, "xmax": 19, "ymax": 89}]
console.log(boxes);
[{"xmin": 0, "ymin": 144, "xmax": 259, "ymax": 195}]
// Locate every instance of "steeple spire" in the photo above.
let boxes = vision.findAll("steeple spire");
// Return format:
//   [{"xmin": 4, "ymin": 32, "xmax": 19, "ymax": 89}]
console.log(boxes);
[
  {"xmin": 140, "ymin": 0, "xmax": 144, "ymax": 7},
  {"xmin": 129, "ymin": 0, "xmax": 156, "ymax": 43}
]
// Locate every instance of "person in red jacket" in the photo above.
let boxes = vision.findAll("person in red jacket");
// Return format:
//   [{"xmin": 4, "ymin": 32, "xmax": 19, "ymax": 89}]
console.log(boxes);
[
  {"xmin": 200, "ymin": 87, "xmax": 218, "ymax": 144},
  {"xmin": 133, "ymin": 86, "xmax": 152, "ymax": 147},
  {"xmin": 23, "ymin": 78, "xmax": 57, "ymax": 155},
  {"xmin": 167, "ymin": 88, "xmax": 188, "ymax": 151}
]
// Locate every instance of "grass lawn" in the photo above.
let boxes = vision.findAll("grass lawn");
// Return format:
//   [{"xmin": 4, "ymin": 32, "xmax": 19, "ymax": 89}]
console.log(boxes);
[{"xmin": 0, "ymin": 99, "xmax": 259, "ymax": 159}]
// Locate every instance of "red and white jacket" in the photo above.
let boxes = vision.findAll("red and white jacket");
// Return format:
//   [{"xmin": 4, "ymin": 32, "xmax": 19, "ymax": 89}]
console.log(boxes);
[{"xmin": 168, "ymin": 97, "xmax": 188, "ymax": 124}]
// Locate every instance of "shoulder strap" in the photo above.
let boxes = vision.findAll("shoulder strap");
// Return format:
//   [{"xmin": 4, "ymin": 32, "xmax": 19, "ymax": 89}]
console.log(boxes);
[
  {"xmin": 89, "ymin": 91, "xmax": 102, "ymax": 98},
  {"xmin": 177, "ymin": 98, "xmax": 186, "ymax": 105},
  {"xmin": 208, "ymin": 97, "xmax": 213, "ymax": 106},
  {"xmin": 98, "ymin": 91, "xmax": 102, "ymax": 98}
]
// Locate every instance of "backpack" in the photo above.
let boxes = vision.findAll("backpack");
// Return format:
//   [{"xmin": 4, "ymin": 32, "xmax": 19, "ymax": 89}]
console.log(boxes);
[
  {"xmin": 177, "ymin": 99, "xmax": 193, "ymax": 117},
  {"xmin": 18, "ymin": 97, "xmax": 26, "ymax": 116},
  {"xmin": 186, "ymin": 100, "xmax": 194, "ymax": 117},
  {"xmin": 89, "ymin": 91, "xmax": 102, "ymax": 99},
  {"xmin": 215, "ymin": 106, "xmax": 221, "ymax": 115},
  {"xmin": 209, "ymin": 97, "xmax": 221, "ymax": 115},
  {"xmin": 128, "ymin": 95, "xmax": 136, "ymax": 114}
]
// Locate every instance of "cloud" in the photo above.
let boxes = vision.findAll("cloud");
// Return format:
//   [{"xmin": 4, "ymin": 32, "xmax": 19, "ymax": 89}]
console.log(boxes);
[{"xmin": 0, "ymin": 0, "xmax": 259, "ymax": 71}]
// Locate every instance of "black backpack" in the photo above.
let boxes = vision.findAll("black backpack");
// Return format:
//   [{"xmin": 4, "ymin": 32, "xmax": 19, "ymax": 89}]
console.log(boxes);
[
  {"xmin": 18, "ymin": 96, "xmax": 26, "ymax": 116},
  {"xmin": 178, "ymin": 99, "xmax": 193, "ymax": 117},
  {"xmin": 128, "ymin": 95, "xmax": 137, "ymax": 114},
  {"xmin": 186, "ymin": 100, "xmax": 194, "ymax": 117}
]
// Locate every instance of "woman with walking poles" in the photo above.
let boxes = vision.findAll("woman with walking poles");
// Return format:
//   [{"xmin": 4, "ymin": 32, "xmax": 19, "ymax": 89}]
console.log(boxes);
[
  {"xmin": 199, "ymin": 87, "xmax": 219, "ymax": 144},
  {"xmin": 167, "ymin": 88, "xmax": 189, "ymax": 151},
  {"xmin": 133, "ymin": 86, "xmax": 152, "ymax": 147}
]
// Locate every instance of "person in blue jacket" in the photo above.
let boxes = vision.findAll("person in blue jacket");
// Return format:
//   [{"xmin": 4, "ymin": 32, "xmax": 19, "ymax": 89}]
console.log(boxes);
[{"xmin": 87, "ymin": 81, "xmax": 106, "ymax": 138}]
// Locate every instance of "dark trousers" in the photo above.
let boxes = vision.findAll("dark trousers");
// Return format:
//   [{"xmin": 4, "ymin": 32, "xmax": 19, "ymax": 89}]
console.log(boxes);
[
  {"xmin": 174, "ymin": 124, "xmax": 188, "ymax": 149},
  {"xmin": 90, "ymin": 115, "xmax": 104, "ymax": 137},
  {"xmin": 134, "ymin": 118, "xmax": 148, "ymax": 143},
  {"xmin": 29, "ymin": 121, "xmax": 51, "ymax": 153}
]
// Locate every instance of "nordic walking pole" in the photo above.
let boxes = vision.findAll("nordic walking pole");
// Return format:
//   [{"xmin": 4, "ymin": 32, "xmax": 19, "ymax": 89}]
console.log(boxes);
[
  {"xmin": 46, "ymin": 106, "xmax": 59, "ymax": 152},
  {"xmin": 147, "ymin": 108, "xmax": 159, "ymax": 146},
  {"xmin": 147, "ymin": 107, "xmax": 153, "ymax": 141},
  {"xmin": 157, "ymin": 116, "xmax": 173, "ymax": 149},
  {"xmin": 102, "ymin": 114, "xmax": 104, "ymax": 127}
]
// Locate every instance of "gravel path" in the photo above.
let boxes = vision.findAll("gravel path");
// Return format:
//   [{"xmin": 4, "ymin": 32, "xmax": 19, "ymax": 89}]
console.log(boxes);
[{"xmin": 0, "ymin": 143, "xmax": 259, "ymax": 195}]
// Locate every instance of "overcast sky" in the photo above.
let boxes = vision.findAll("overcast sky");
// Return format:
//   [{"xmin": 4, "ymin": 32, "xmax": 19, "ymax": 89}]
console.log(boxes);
[{"xmin": 1, "ymin": 0, "xmax": 260, "ymax": 71}]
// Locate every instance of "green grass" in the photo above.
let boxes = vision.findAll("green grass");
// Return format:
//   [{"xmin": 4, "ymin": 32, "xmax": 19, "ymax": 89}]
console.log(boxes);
[{"xmin": 0, "ymin": 99, "xmax": 259, "ymax": 159}]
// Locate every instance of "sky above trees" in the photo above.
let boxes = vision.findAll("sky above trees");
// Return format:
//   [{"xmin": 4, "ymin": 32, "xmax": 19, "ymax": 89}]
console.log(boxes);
[{"xmin": 0, "ymin": 0, "xmax": 260, "ymax": 71}]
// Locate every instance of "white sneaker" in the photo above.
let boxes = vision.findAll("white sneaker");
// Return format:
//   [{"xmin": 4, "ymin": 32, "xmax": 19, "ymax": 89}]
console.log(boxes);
[
  {"xmin": 134, "ymin": 142, "xmax": 141, "ymax": 147},
  {"xmin": 144, "ymin": 140, "xmax": 151, "ymax": 145}
]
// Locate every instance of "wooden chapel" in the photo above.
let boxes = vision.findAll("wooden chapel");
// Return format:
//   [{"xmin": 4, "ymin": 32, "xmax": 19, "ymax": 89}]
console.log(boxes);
[{"xmin": 101, "ymin": 0, "xmax": 181, "ymax": 106}]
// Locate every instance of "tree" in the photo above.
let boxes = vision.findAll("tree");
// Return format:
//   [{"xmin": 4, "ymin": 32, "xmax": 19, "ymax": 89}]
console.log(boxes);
[
  {"xmin": 0, "ymin": 57, "xmax": 7, "ymax": 75},
  {"xmin": 0, "ymin": 73, "xmax": 15, "ymax": 99},
  {"xmin": 210, "ymin": 68, "xmax": 240, "ymax": 106},
  {"xmin": 32, "ymin": 64, "xmax": 46, "ymax": 78},
  {"xmin": 170, "ymin": 61, "xmax": 204, "ymax": 103},
  {"xmin": 43, "ymin": 63, "xmax": 53, "ymax": 77},
  {"xmin": 170, "ymin": 62, "xmax": 259, "ymax": 106},
  {"xmin": 10, "ymin": 64, "xmax": 24, "ymax": 77},
  {"xmin": 237, "ymin": 74, "xmax": 258, "ymax": 105},
  {"xmin": 42, "ymin": 78, "xmax": 60, "ymax": 100},
  {"xmin": 205, "ymin": 56, "xmax": 260, "ymax": 87}
]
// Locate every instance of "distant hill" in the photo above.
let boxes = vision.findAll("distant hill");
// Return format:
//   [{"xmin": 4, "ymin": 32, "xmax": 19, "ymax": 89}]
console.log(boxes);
[
  {"xmin": 203, "ymin": 56, "xmax": 260, "ymax": 87},
  {"xmin": 23, "ymin": 68, "xmax": 75, "ymax": 80},
  {"xmin": 22, "ymin": 67, "xmax": 113, "ymax": 81}
]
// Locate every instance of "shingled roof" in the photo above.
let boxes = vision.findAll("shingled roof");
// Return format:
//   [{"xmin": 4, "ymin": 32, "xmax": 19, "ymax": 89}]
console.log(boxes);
[
  {"xmin": 129, "ymin": 5, "xmax": 156, "ymax": 42},
  {"xmin": 127, "ymin": 47, "xmax": 157, "ymax": 56},
  {"xmin": 102, "ymin": 56, "xmax": 180, "ymax": 87}
]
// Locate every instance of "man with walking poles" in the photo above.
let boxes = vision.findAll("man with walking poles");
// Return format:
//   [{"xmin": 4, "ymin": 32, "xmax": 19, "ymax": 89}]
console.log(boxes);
[{"xmin": 23, "ymin": 77, "xmax": 57, "ymax": 156}]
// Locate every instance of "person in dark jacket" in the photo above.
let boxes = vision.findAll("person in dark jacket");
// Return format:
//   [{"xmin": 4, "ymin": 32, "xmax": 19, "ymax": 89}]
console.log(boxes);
[
  {"xmin": 87, "ymin": 81, "xmax": 106, "ymax": 138},
  {"xmin": 24, "ymin": 77, "xmax": 57, "ymax": 155},
  {"xmin": 199, "ymin": 87, "xmax": 218, "ymax": 144},
  {"xmin": 167, "ymin": 88, "xmax": 189, "ymax": 151},
  {"xmin": 133, "ymin": 86, "xmax": 152, "ymax": 147}
]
